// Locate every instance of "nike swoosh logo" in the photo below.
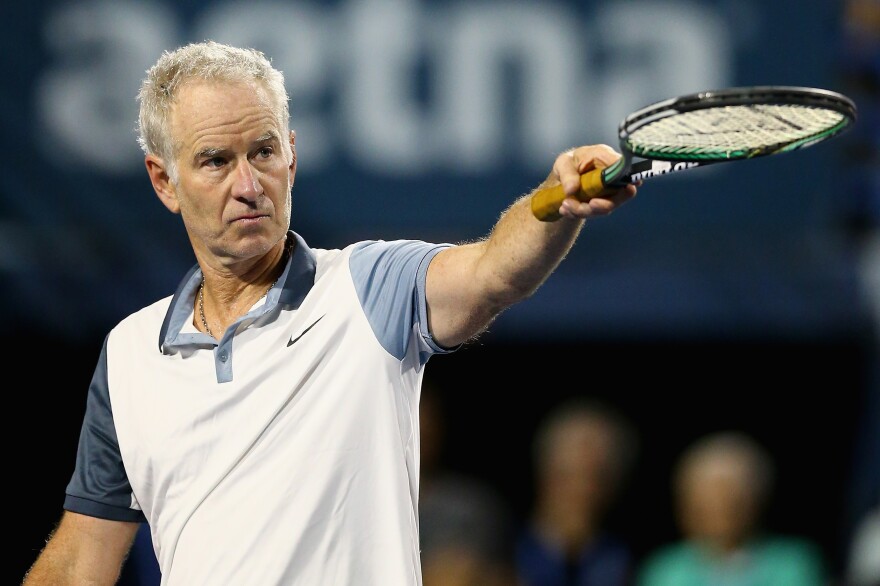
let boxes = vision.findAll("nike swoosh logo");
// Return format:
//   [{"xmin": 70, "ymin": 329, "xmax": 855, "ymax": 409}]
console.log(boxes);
[{"xmin": 287, "ymin": 315, "xmax": 325, "ymax": 347}]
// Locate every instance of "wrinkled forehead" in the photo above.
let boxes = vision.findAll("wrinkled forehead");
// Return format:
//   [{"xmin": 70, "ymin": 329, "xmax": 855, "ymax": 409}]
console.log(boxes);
[{"xmin": 168, "ymin": 79, "xmax": 284, "ymax": 151}]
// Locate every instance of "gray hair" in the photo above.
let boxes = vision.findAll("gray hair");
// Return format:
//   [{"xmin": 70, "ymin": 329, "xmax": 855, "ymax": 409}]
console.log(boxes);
[{"xmin": 136, "ymin": 40, "xmax": 290, "ymax": 182}]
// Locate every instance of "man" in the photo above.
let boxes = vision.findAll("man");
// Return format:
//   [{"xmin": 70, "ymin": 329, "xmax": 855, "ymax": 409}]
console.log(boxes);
[
  {"xmin": 22, "ymin": 40, "xmax": 636, "ymax": 585},
  {"xmin": 516, "ymin": 398, "xmax": 639, "ymax": 586}
]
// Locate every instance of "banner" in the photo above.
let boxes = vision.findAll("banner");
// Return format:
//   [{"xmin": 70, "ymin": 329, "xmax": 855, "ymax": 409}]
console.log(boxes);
[{"xmin": 1, "ymin": 0, "xmax": 865, "ymax": 340}]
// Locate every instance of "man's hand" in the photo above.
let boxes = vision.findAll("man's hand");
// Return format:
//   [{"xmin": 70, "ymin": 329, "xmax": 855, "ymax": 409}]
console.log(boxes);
[{"xmin": 549, "ymin": 144, "xmax": 638, "ymax": 220}]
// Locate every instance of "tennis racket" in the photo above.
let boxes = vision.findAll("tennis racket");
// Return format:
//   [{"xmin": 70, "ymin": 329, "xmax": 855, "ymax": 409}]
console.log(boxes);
[{"xmin": 531, "ymin": 86, "xmax": 857, "ymax": 221}]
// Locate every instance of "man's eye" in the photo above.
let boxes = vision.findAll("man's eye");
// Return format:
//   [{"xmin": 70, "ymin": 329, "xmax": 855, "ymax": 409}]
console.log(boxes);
[
  {"xmin": 257, "ymin": 147, "xmax": 273, "ymax": 158},
  {"xmin": 205, "ymin": 157, "xmax": 225, "ymax": 168}
]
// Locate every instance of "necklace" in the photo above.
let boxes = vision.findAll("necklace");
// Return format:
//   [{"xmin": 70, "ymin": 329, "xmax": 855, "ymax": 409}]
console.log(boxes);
[{"xmin": 198, "ymin": 275, "xmax": 279, "ymax": 338}]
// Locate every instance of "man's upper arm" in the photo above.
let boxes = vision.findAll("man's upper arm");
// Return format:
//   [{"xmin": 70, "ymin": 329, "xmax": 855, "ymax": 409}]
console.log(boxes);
[
  {"xmin": 425, "ymin": 242, "xmax": 504, "ymax": 348},
  {"xmin": 23, "ymin": 511, "xmax": 140, "ymax": 585},
  {"xmin": 65, "ymin": 334, "xmax": 145, "ymax": 523}
]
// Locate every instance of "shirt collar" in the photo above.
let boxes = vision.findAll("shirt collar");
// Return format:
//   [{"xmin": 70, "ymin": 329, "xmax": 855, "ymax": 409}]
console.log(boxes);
[{"xmin": 157, "ymin": 230, "xmax": 317, "ymax": 352}]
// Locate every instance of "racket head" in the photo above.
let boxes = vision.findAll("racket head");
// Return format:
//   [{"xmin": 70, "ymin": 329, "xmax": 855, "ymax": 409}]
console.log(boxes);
[{"xmin": 617, "ymin": 86, "xmax": 857, "ymax": 163}]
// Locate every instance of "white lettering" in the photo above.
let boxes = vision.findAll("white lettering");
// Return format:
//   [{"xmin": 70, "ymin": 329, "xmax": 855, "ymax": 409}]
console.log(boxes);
[
  {"xmin": 437, "ymin": 2, "xmax": 583, "ymax": 171},
  {"xmin": 37, "ymin": 1, "xmax": 178, "ymax": 173},
  {"xmin": 35, "ymin": 0, "xmax": 739, "ymax": 177},
  {"xmin": 595, "ymin": 1, "xmax": 730, "ymax": 131},
  {"xmin": 631, "ymin": 160, "xmax": 702, "ymax": 181},
  {"xmin": 343, "ymin": 0, "xmax": 429, "ymax": 173}
]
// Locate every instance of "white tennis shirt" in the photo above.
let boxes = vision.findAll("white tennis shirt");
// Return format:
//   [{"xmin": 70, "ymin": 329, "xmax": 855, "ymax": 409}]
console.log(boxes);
[{"xmin": 64, "ymin": 231, "xmax": 454, "ymax": 585}]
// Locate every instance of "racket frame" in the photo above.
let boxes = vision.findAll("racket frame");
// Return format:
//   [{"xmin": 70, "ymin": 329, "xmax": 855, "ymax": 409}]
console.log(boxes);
[
  {"xmin": 601, "ymin": 85, "xmax": 858, "ymax": 187},
  {"xmin": 530, "ymin": 85, "xmax": 857, "ymax": 221}
]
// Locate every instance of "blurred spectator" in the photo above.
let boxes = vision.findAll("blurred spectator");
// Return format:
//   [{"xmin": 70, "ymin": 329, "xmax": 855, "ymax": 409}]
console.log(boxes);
[
  {"xmin": 515, "ymin": 397, "xmax": 639, "ymax": 586},
  {"xmin": 637, "ymin": 431, "xmax": 827, "ymax": 586},
  {"xmin": 845, "ymin": 492, "xmax": 880, "ymax": 586},
  {"xmin": 419, "ymin": 377, "xmax": 519, "ymax": 586}
]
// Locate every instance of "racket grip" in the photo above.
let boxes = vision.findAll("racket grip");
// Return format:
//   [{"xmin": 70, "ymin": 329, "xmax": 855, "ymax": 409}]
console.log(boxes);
[{"xmin": 530, "ymin": 168, "xmax": 610, "ymax": 222}]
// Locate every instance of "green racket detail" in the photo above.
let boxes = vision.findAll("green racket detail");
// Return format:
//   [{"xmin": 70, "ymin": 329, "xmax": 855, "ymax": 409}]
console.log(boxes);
[{"xmin": 531, "ymin": 86, "xmax": 858, "ymax": 221}]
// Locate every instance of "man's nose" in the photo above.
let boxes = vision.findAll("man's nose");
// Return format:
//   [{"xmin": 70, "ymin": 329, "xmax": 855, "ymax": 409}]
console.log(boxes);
[{"xmin": 232, "ymin": 160, "xmax": 261, "ymax": 199}]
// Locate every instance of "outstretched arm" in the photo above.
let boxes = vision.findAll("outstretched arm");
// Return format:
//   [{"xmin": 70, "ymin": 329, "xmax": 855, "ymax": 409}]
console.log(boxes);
[
  {"xmin": 23, "ymin": 511, "xmax": 140, "ymax": 585},
  {"xmin": 426, "ymin": 144, "xmax": 637, "ymax": 348}
]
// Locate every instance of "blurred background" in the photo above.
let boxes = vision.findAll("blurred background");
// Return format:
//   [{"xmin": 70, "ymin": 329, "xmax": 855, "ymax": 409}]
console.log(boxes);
[{"xmin": 6, "ymin": 0, "xmax": 878, "ymax": 585}]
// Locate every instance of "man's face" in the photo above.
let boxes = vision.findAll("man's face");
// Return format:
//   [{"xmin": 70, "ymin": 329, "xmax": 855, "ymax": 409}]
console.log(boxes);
[
  {"xmin": 540, "ymin": 418, "xmax": 616, "ymax": 514},
  {"xmin": 677, "ymin": 456, "xmax": 759, "ymax": 550},
  {"xmin": 165, "ymin": 79, "xmax": 295, "ymax": 266}
]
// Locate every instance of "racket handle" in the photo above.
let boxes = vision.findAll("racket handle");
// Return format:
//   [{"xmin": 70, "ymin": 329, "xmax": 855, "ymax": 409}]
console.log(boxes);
[{"xmin": 530, "ymin": 168, "xmax": 614, "ymax": 222}]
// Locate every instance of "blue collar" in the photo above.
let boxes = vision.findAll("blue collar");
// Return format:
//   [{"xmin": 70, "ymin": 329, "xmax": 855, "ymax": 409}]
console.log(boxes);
[{"xmin": 157, "ymin": 230, "xmax": 317, "ymax": 352}]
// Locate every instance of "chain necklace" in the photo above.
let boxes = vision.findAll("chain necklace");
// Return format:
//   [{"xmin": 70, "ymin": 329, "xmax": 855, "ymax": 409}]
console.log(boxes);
[{"xmin": 198, "ymin": 275, "xmax": 279, "ymax": 338}]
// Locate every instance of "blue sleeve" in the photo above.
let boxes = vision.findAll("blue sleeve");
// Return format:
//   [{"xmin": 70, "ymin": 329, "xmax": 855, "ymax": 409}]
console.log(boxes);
[
  {"xmin": 349, "ymin": 239, "xmax": 456, "ymax": 362},
  {"xmin": 64, "ymin": 334, "xmax": 145, "ymax": 522}
]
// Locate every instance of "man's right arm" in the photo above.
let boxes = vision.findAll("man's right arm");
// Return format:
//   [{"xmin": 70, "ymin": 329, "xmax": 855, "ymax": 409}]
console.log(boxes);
[{"xmin": 22, "ymin": 511, "xmax": 140, "ymax": 585}]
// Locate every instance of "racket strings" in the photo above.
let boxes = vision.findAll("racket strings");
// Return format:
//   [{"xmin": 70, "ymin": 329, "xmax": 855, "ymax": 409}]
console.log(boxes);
[{"xmin": 627, "ymin": 104, "xmax": 847, "ymax": 159}]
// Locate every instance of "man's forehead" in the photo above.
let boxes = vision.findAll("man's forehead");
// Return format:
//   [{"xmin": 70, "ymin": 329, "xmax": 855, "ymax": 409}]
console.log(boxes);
[
  {"xmin": 178, "ymin": 81, "xmax": 272, "ymax": 113},
  {"xmin": 169, "ymin": 81, "xmax": 284, "ymax": 151}
]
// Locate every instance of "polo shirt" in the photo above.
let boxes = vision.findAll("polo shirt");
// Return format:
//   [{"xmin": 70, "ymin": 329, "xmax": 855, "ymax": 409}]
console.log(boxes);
[{"xmin": 63, "ymin": 230, "xmax": 454, "ymax": 585}]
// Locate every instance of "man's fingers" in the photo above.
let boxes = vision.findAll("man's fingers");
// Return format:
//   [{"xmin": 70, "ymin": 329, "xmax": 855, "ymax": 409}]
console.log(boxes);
[
  {"xmin": 569, "ymin": 144, "xmax": 621, "ymax": 173},
  {"xmin": 554, "ymin": 149, "xmax": 581, "ymax": 195},
  {"xmin": 559, "ymin": 184, "xmax": 637, "ymax": 219},
  {"xmin": 552, "ymin": 144, "xmax": 625, "ymax": 202}
]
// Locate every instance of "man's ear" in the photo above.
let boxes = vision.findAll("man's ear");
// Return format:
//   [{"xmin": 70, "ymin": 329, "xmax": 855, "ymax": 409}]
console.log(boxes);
[
  {"xmin": 145, "ymin": 155, "xmax": 180, "ymax": 214},
  {"xmin": 288, "ymin": 130, "xmax": 297, "ymax": 182}
]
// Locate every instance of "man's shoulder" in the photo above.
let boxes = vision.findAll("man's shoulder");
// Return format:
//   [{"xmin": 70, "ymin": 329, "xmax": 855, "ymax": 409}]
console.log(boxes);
[{"xmin": 312, "ymin": 239, "xmax": 440, "ymax": 273}]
